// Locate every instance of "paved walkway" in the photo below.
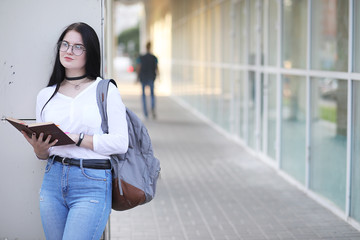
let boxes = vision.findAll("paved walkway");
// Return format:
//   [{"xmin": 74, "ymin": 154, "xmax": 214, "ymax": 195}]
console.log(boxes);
[{"xmin": 109, "ymin": 78, "xmax": 360, "ymax": 240}]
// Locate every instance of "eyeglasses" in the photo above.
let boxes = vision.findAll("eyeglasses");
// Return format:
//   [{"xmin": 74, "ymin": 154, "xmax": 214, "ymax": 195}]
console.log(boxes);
[{"xmin": 59, "ymin": 41, "xmax": 86, "ymax": 56}]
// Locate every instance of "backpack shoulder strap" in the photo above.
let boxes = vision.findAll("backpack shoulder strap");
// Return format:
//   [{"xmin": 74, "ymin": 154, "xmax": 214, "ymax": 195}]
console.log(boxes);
[{"xmin": 96, "ymin": 79, "xmax": 117, "ymax": 134}]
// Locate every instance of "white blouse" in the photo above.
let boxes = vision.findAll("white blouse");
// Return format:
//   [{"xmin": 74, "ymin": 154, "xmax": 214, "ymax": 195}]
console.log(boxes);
[{"xmin": 36, "ymin": 77, "xmax": 128, "ymax": 160}]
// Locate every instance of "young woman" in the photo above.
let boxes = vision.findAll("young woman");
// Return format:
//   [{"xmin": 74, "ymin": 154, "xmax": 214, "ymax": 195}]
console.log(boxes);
[{"xmin": 22, "ymin": 22, "xmax": 128, "ymax": 239}]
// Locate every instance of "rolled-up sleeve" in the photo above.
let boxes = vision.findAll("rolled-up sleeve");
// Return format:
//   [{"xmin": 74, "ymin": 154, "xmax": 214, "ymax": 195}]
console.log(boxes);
[{"xmin": 93, "ymin": 85, "xmax": 128, "ymax": 155}]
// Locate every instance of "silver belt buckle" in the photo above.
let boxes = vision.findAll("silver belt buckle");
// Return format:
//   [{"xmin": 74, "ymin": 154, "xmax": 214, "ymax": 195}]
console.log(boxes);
[{"xmin": 62, "ymin": 157, "xmax": 69, "ymax": 165}]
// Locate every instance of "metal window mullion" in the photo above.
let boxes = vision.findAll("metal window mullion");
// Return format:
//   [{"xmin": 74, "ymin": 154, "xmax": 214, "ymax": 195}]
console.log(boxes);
[
  {"xmin": 346, "ymin": 79, "xmax": 353, "ymax": 218},
  {"xmin": 217, "ymin": 5, "xmax": 224, "ymax": 128},
  {"xmin": 276, "ymin": 0, "xmax": 283, "ymax": 169},
  {"xmin": 229, "ymin": 0, "xmax": 236, "ymax": 134},
  {"xmin": 305, "ymin": 0, "xmax": 312, "ymax": 190},
  {"xmin": 255, "ymin": 0, "xmax": 262, "ymax": 152},
  {"xmin": 255, "ymin": 76, "xmax": 261, "ymax": 151},
  {"xmin": 263, "ymin": 0, "xmax": 269, "ymax": 155},
  {"xmin": 345, "ymin": 0, "xmax": 354, "ymax": 219},
  {"xmin": 243, "ymin": 0, "xmax": 250, "ymax": 144},
  {"xmin": 233, "ymin": 0, "xmax": 240, "ymax": 137}
]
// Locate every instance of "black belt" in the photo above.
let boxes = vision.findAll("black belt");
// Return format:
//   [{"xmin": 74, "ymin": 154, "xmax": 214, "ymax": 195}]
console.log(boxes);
[{"xmin": 52, "ymin": 155, "xmax": 111, "ymax": 169}]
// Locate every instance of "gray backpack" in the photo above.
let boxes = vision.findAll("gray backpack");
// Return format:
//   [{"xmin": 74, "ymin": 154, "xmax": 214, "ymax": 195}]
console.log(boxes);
[{"xmin": 96, "ymin": 79, "xmax": 161, "ymax": 211}]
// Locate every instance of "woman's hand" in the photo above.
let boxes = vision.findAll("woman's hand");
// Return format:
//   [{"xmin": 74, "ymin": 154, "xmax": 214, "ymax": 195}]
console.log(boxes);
[{"xmin": 21, "ymin": 131, "xmax": 58, "ymax": 160}]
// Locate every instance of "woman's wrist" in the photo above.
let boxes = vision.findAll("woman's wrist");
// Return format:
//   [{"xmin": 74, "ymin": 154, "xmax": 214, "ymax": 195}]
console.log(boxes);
[
  {"xmin": 76, "ymin": 132, "xmax": 85, "ymax": 147},
  {"xmin": 35, "ymin": 152, "xmax": 49, "ymax": 160}
]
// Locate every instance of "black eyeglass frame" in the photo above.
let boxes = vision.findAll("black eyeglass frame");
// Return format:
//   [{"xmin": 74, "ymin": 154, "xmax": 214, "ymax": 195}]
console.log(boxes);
[{"xmin": 58, "ymin": 41, "xmax": 86, "ymax": 56}]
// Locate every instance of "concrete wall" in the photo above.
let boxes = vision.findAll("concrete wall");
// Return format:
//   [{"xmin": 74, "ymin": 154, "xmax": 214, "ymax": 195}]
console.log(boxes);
[{"xmin": 0, "ymin": 0, "xmax": 103, "ymax": 238}]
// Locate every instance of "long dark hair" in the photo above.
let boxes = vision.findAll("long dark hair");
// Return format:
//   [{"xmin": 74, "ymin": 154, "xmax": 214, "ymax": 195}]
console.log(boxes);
[{"xmin": 41, "ymin": 22, "xmax": 101, "ymax": 115}]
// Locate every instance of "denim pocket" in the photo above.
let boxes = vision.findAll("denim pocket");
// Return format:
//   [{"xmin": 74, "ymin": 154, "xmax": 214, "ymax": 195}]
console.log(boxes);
[
  {"xmin": 80, "ymin": 167, "xmax": 110, "ymax": 181},
  {"xmin": 44, "ymin": 157, "xmax": 54, "ymax": 173}
]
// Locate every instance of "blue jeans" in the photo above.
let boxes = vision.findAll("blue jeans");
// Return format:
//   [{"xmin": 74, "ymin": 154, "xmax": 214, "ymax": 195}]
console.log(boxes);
[
  {"xmin": 39, "ymin": 158, "xmax": 112, "ymax": 240},
  {"xmin": 141, "ymin": 81, "xmax": 155, "ymax": 117}
]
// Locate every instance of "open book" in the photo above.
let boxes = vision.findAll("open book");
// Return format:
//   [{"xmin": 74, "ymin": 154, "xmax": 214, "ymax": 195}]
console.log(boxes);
[{"xmin": 6, "ymin": 117, "xmax": 75, "ymax": 146}]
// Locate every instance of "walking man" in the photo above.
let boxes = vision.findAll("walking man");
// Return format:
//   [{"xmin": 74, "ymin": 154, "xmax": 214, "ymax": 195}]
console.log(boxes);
[{"xmin": 136, "ymin": 41, "xmax": 159, "ymax": 119}]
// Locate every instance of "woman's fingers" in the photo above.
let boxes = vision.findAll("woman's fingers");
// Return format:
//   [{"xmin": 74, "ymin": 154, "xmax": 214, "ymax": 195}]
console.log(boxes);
[
  {"xmin": 21, "ymin": 131, "xmax": 33, "ymax": 143},
  {"xmin": 44, "ymin": 134, "xmax": 52, "ymax": 144},
  {"xmin": 22, "ymin": 131, "xmax": 57, "ymax": 148},
  {"xmin": 37, "ymin": 132, "xmax": 45, "ymax": 142},
  {"xmin": 44, "ymin": 134, "xmax": 58, "ymax": 147},
  {"xmin": 49, "ymin": 139, "xmax": 59, "ymax": 147}
]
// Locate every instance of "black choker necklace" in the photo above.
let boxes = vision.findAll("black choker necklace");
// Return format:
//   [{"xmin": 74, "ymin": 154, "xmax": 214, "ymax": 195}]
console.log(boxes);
[{"xmin": 65, "ymin": 74, "xmax": 87, "ymax": 81}]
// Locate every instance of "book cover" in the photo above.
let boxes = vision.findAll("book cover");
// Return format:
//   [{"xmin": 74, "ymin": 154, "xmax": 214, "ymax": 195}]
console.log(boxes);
[{"xmin": 6, "ymin": 117, "xmax": 75, "ymax": 146}]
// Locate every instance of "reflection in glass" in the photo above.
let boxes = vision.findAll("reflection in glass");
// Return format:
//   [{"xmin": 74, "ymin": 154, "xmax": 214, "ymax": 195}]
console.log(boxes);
[
  {"xmin": 187, "ymin": 66, "xmax": 194, "ymax": 105},
  {"xmin": 354, "ymin": 0, "xmax": 360, "ymax": 72},
  {"xmin": 212, "ymin": 68, "xmax": 221, "ymax": 124},
  {"xmin": 267, "ymin": 75, "xmax": 277, "ymax": 160},
  {"xmin": 351, "ymin": 81, "xmax": 360, "ymax": 221},
  {"xmin": 259, "ymin": 74, "xmax": 264, "ymax": 151},
  {"xmin": 283, "ymin": 0, "xmax": 307, "ymax": 69},
  {"xmin": 268, "ymin": 0, "xmax": 279, "ymax": 66},
  {"xmin": 248, "ymin": 71, "xmax": 256, "ymax": 148},
  {"xmin": 221, "ymin": 69, "xmax": 231, "ymax": 131},
  {"xmin": 221, "ymin": 1, "xmax": 231, "ymax": 63},
  {"xmin": 249, "ymin": 0, "xmax": 257, "ymax": 65},
  {"xmin": 311, "ymin": 0, "xmax": 348, "ymax": 71},
  {"xmin": 208, "ymin": 67, "xmax": 216, "ymax": 122},
  {"xmin": 310, "ymin": 78, "xmax": 347, "ymax": 210},
  {"xmin": 192, "ymin": 66, "xmax": 200, "ymax": 110},
  {"xmin": 281, "ymin": 75, "xmax": 306, "ymax": 184},
  {"xmin": 234, "ymin": 0, "xmax": 247, "ymax": 64},
  {"xmin": 204, "ymin": 66, "xmax": 212, "ymax": 118},
  {"xmin": 234, "ymin": 71, "xmax": 245, "ymax": 138}
]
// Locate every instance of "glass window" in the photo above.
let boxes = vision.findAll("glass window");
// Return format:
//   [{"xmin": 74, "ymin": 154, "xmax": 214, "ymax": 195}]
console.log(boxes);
[
  {"xmin": 249, "ymin": 0, "xmax": 257, "ymax": 65},
  {"xmin": 221, "ymin": 1, "xmax": 231, "ymax": 63},
  {"xmin": 283, "ymin": 0, "xmax": 307, "ymax": 69},
  {"xmin": 259, "ymin": 74, "xmax": 265, "ymax": 151},
  {"xmin": 193, "ymin": 66, "xmax": 201, "ymax": 109},
  {"xmin": 205, "ymin": 7, "xmax": 211, "ymax": 62},
  {"xmin": 267, "ymin": 74, "xmax": 277, "ymax": 160},
  {"xmin": 248, "ymin": 71, "xmax": 256, "ymax": 148},
  {"xmin": 234, "ymin": 71, "xmax": 245, "ymax": 138},
  {"xmin": 198, "ymin": 67, "xmax": 205, "ymax": 115},
  {"xmin": 311, "ymin": 0, "xmax": 348, "ymax": 71},
  {"xmin": 204, "ymin": 66, "xmax": 212, "ymax": 118},
  {"xmin": 310, "ymin": 78, "xmax": 347, "ymax": 211},
  {"xmin": 221, "ymin": 69, "xmax": 231, "ymax": 131},
  {"xmin": 281, "ymin": 75, "xmax": 306, "ymax": 184},
  {"xmin": 268, "ymin": 0, "xmax": 279, "ymax": 66},
  {"xmin": 210, "ymin": 6, "xmax": 219, "ymax": 62},
  {"xmin": 354, "ymin": 0, "xmax": 360, "ymax": 72},
  {"xmin": 213, "ymin": 5, "xmax": 221, "ymax": 63},
  {"xmin": 234, "ymin": 0, "xmax": 247, "ymax": 64},
  {"xmin": 351, "ymin": 81, "xmax": 360, "ymax": 221},
  {"xmin": 207, "ymin": 67, "xmax": 215, "ymax": 120},
  {"xmin": 212, "ymin": 67, "xmax": 222, "ymax": 124}
]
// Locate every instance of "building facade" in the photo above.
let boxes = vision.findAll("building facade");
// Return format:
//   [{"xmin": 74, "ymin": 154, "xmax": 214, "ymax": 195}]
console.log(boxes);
[{"xmin": 143, "ymin": 0, "xmax": 360, "ymax": 229}]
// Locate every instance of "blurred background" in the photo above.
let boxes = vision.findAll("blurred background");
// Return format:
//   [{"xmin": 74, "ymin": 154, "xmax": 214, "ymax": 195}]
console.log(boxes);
[
  {"xmin": 1, "ymin": 0, "xmax": 360, "ymax": 238},
  {"xmin": 110, "ymin": 2, "xmax": 360, "ymax": 231}
]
